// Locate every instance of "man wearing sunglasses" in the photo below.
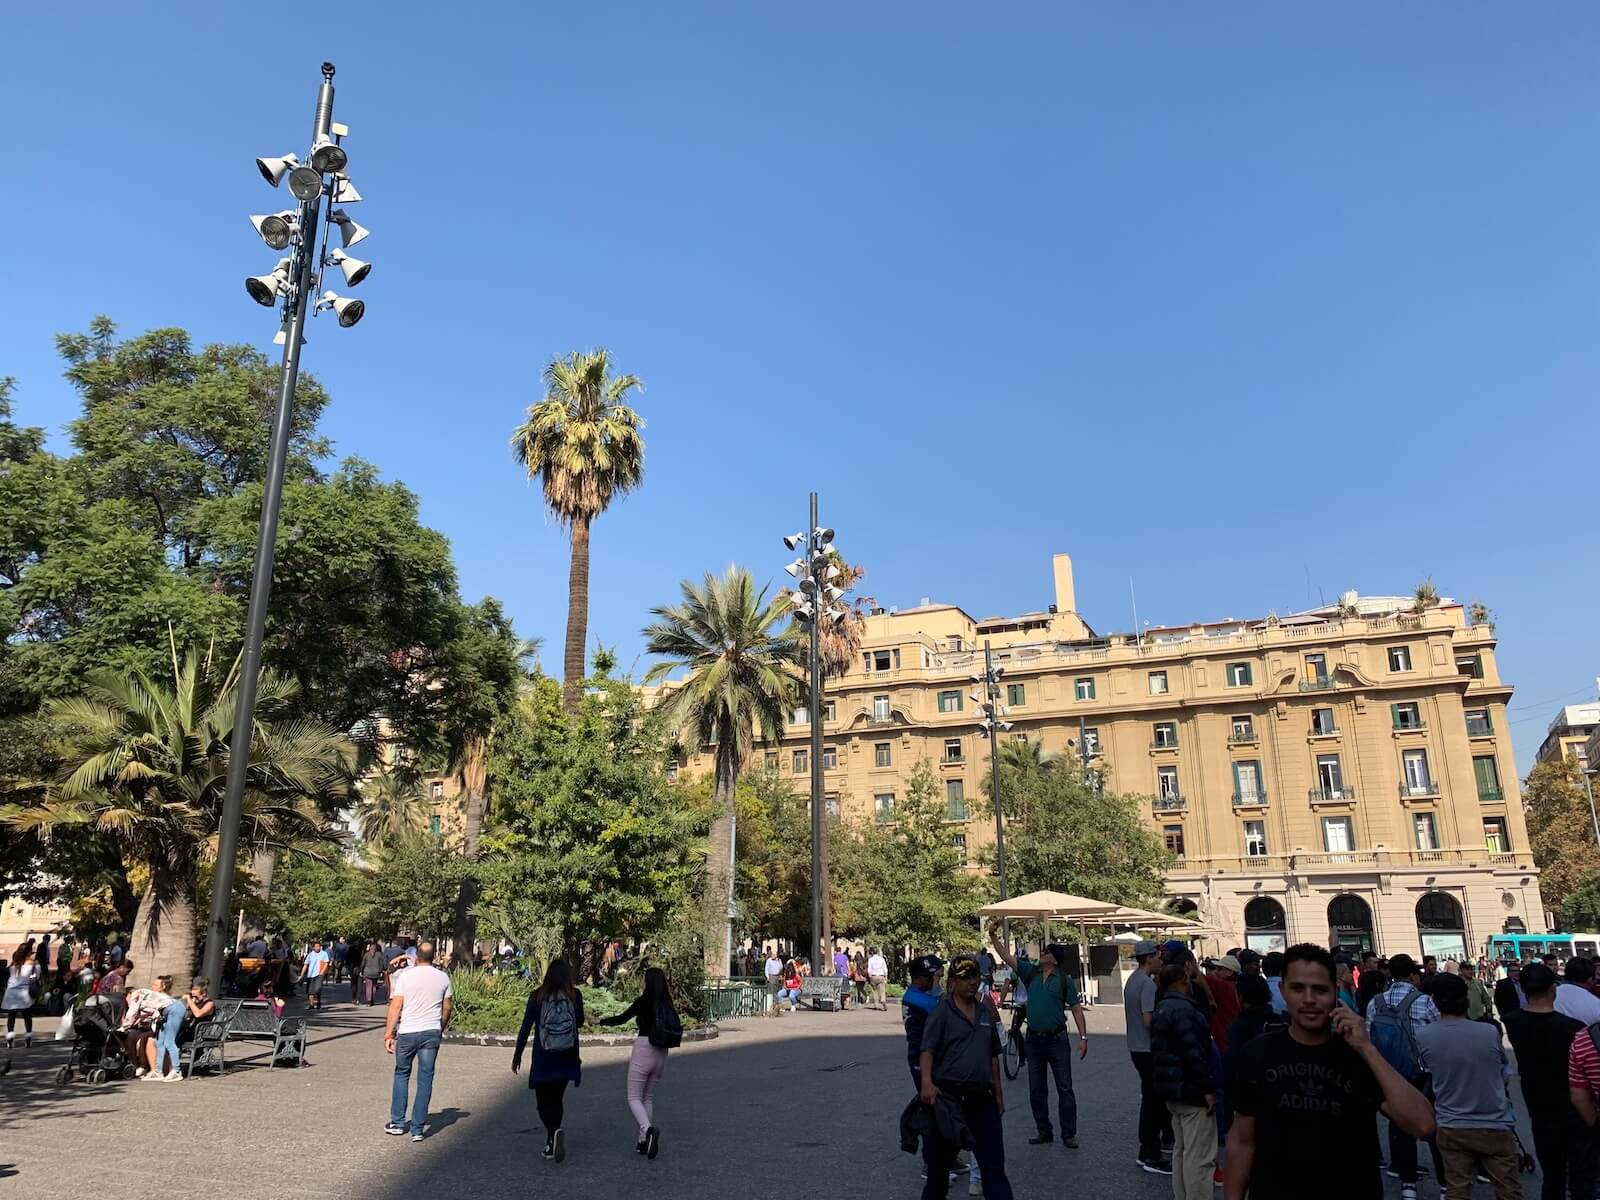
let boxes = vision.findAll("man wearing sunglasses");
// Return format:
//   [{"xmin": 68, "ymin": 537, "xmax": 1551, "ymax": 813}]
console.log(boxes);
[{"xmin": 919, "ymin": 955, "xmax": 1014, "ymax": 1199}]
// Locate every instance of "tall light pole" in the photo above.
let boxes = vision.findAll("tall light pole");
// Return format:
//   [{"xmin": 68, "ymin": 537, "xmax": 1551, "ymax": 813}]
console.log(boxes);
[
  {"xmin": 200, "ymin": 63, "xmax": 371, "ymax": 994},
  {"xmin": 974, "ymin": 642, "xmax": 1012, "ymax": 938},
  {"xmin": 784, "ymin": 497, "xmax": 845, "ymax": 971}
]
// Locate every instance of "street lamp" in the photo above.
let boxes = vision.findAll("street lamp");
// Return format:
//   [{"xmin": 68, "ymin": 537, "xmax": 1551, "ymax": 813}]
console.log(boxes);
[
  {"xmin": 200, "ymin": 62, "xmax": 372, "ymax": 995},
  {"xmin": 974, "ymin": 642, "xmax": 1013, "ymax": 911},
  {"xmin": 784, "ymin": 494, "xmax": 846, "ymax": 974}
]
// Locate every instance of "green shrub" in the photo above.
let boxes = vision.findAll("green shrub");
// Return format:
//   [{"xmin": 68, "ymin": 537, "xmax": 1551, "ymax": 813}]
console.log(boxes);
[{"xmin": 446, "ymin": 969, "xmax": 644, "ymax": 1035}]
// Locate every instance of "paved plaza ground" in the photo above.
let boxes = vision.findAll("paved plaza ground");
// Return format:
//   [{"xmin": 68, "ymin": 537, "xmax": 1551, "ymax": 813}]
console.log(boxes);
[{"xmin": 0, "ymin": 981, "xmax": 1547, "ymax": 1199}]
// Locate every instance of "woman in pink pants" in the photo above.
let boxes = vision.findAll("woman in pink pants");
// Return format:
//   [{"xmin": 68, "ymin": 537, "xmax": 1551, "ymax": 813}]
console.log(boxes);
[{"xmin": 599, "ymin": 967, "xmax": 682, "ymax": 1158}]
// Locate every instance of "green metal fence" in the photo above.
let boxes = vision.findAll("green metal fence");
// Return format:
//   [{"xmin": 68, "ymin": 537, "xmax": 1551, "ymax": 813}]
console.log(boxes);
[{"xmin": 701, "ymin": 978, "xmax": 769, "ymax": 1021}]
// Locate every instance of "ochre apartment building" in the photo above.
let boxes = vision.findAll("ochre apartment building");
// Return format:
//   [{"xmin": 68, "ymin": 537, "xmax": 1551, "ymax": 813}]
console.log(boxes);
[{"xmin": 672, "ymin": 554, "xmax": 1543, "ymax": 960}]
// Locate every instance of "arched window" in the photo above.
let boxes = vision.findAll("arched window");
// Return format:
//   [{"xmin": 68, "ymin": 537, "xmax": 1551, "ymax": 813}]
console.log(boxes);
[
  {"xmin": 1415, "ymin": 891, "xmax": 1467, "ymax": 961},
  {"xmin": 1243, "ymin": 897, "xmax": 1287, "ymax": 953},
  {"xmin": 1171, "ymin": 898, "xmax": 1199, "ymax": 917},
  {"xmin": 1328, "ymin": 894, "xmax": 1374, "ymax": 954}
]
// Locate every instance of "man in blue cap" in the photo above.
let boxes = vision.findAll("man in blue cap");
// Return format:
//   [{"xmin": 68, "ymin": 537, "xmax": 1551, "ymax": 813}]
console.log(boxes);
[{"xmin": 904, "ymin": 955, "xmax": 947, "ymax": 1181}]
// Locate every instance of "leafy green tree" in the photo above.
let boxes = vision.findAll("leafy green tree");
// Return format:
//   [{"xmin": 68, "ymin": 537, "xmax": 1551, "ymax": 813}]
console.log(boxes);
[
  {"xmin": 643, "ymin": 566, "xmax": 804, "ymax": 974},
  {"xmin": 729, "ymin": 766, "xmax": 813, "ymax": 949},
  {"xmin": 362, "ymin": 835, "xmax": 465, "ymax": 943},
  {"xmin": 982, "ymin": 748, "xmax": 1172, "ymax": 906},
  {"xmin": 265, "ymin": 853, "xmax": 374, "ymax": 947},
  {"xmin": 511, "ymin": 349, "xmax": 645, "ymax": 713},
  {"xmin": 1, "ymin": 648, "xmax": 352, "ymax": 988},
  {"xmin": 1524, "ymin": 757, "xmax": 1600, "ymax": 917},
  {"xmin": 1559, "ymin": 872, "xmax": 1600, "ymax": 933},
  {"xmin": 830, "ymin": 762, "xmax": 983, "ymax": 971},
  {"xmin": 477, "ymin": 675, "xmax": 706, "ymax": 974}
]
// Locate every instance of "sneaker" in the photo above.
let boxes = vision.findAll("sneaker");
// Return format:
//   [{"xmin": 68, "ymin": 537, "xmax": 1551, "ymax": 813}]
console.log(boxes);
[
  {"xmin": 141, "ymin": 1072, "xmax": 163, "ymax": 1083},
  {"xmin": 1028, "ymin": 1132, "xmax": 1054, "ymax": 1145},
  {"xmin": 552, "ymin": 1128, "xmax": 566, "ymax": 1163},
  {"xmin": 635, "ymin": 1137, "xmax": 648, "ymax": 1155},
  {"xmin": 1475, "ymin": 1175, "xmax": 1491, "ymax": 1185},
  {"xmin": 1064, "ymin": 1136, "xmax": 1079, "ymax": 1149},
  {"xmin": 1400, "ymin": 1187, "xmax": 1417, "ymax": 1200},
  {"xmin": 541, "ymin": 1143, "xmax": 554, "ymax": 1161},
  {"xmin": 1138, "ymin": 1157, "xmax": 1173, "ymax": 1176},
  {"xmin": 968, "ymin": 1175, "xmax": 981, "ymax": 1197},
  {"xmin": 1214, "ymin": 1166, "xmax": 1225, "ymax": 1185},
  {"xmin": 135, "ymin": 1067, "xmax": 148, "ymax": 1078},
  {"xmin": 645, "ymin": 1126, "xmax": 660, "ymax": 1160},
  {"xmin": 411, "ymin": 1125, "xmax": 428, "ymax": 1143},
  {"xmin": 384, "ymin": 1122, "xmax": 406, "ymax": 1136},
  {"xmin": 163, "ymin": 1070, "xmax": 183, "ymax": 1081}
]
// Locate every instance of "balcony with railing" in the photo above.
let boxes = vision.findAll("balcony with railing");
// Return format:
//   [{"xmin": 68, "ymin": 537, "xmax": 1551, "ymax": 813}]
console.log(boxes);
[
  {"xmin": 1296, "ymin": 851, "xmax": 1379, "ymax": 868},
  {"xmin": 1478, "ymin": 787, "xmax": 1505, "ymax": 803},
  {"xmin": 1153, "ymin": 792, "xmax": 1187, "ymax": 812},
  {"xmin": 1308, "ymin": 786, "xmax": 1357, "ymax": 804},
  {"xmin": 1232, "ymin": 790, "xmax": 1268, "ymax": 809},
  {"xmin": 1399, "ymin": 781, "xmax": 1441, "ymax": 800},
  {"xmin": 1299, "ymin": 676, "xmax": 1337, "ymax": 692},
  {"xmin": 1308, "ymin": 723, "xmax": 1340, "ymax": 739},
  {"xmin": 1150, "ymin": 738, "xmax": 1179, "ymax": 751},
  {"xmin": 1392, "ymin": 717, "xmax": 1427, "ymax": 732},
  {"xmin": 1227, "ymin": 729, "xmax": 1259, "ymax": 746}
]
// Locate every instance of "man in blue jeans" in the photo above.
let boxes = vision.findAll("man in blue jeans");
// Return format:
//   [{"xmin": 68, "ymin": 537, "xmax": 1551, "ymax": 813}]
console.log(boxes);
[
  {"xmin": 990, "ymin": 927, "xmax": 1088, "ymax": 1147},
  {"xmin": 383, "ymin": 941, "xmax": 453, "ymax": 1141}
]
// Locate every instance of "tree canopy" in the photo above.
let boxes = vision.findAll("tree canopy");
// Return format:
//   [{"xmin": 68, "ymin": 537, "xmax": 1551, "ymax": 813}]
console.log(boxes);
[{"xmin": 1524, "ymin": 757, "xmax": 1600, "ymax": 925}]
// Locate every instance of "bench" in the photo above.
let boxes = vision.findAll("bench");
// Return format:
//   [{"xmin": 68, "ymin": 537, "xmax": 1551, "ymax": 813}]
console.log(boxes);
[
  {"xmin": 188, "ymin": 1000, "xmax": 306, "ymax": 1073},
  {"xmin": 797, "ymin": 976, "xmax": 848, "ymax": 1012}
]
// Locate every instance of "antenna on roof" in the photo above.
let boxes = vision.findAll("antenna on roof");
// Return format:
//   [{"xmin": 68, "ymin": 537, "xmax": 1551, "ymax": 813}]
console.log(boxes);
[{"xmin": 1129, "ymin": 577, "xmax": 1139, "ymax": 637}]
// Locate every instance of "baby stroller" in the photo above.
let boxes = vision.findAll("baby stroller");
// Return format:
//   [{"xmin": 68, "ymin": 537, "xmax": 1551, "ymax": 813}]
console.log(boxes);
[{"xmin": 55, "ymin": 993, "xmax": 136, "ymax": 1085}]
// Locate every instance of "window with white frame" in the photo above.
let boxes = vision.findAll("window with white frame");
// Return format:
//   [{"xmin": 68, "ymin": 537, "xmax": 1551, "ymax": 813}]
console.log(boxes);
[
  {"xmin": 1413, "ymin": 812, "xmax": 1439, "ymax": 850},
  {"xmin": 1075, "ymin": 677, "xmax": 1096, "ymax": 701},
  {"xmin": 1226, "ymin": 662, "xmax": 1253, "ymax": 687},
  {"xmin": 1243, "ymin": 820, "xmax": 1267, "ymax": 857},
  {"xmin": 1152, "ymin": 721, "xmax": 1178, "ymax": 748},
  {"xmin": 1402, "ymin": 748, "xmax": 1433, "ymax": 795},
  {"xmin": 1388, "ymin": 645, "xmax": 1413, "ymax": 673},
  {"xmin": 1322, "ymin": 816, "xmax": 1354, "ymax": 853},
  {"xmin": 822, "ymin": 746, "xmax": 838, "ymax": 770},
  {"xmin": 872, "ymin": 695, "xmax": 890, "ymax": 721},
  {"xmin": 937, "ymin": 690, "xmax": 962, "ymax": 713},
  {"xmin": 874, "ymin": 742, "xmax": 892, "ymax": 768},
  {"xmin": 943, "ymin": 738, "xmax": 963, "ymax": 763},
  {"xmin": 874, "ymin": 793, "xmax": 895, "ymax": 823},
  {"xmin": 792, "ymin": 749, "xmax": 808, "ymax": 773},
  {"xmin": 1157, "ymin": 765, "xmax": 1180, "ymax": 799},
  {"xmin": 1149, "ymin": 670, "xmax": 1169, "ymax": 695}
]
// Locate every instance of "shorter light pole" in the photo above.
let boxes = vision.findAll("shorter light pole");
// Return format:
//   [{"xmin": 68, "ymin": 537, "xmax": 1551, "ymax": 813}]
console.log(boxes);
[{"xmin": 973, "ymin": 642, "xmax": 1012, "ymax": 945}]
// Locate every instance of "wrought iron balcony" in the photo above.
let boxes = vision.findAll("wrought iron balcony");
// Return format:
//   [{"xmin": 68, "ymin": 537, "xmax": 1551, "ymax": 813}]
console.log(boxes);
[
  {"xmin": 1152, "ymin": 793, "xmax": 1187, "ymax": 812},
  {"xmin": 1399, "ymin": 780, "xmax": 1440, "ymax": 799},
  {"xmin": 1299, "ymin": 677, "xmax": 1336, "ymax": 692},
  {"xmin": 1308, "ymin": 786, "xmax": 1356, "ymax": 803},
  {"xmin": 1477, "ymin": 787, "xmax": 1505, "ymax": 803},
  {"xmin": 1232, "ymin": 790, "xmax": 1268, "ymax": 808},
  {"xmin": 1228, "ymin": 730, "xmax": 1259, "ymax": 745}
]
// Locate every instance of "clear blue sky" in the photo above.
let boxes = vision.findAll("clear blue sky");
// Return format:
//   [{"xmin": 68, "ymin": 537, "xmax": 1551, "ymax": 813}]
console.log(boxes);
[{"xmin": 3, "ymin": 5, "xmax": 1596, "ymax": 769}]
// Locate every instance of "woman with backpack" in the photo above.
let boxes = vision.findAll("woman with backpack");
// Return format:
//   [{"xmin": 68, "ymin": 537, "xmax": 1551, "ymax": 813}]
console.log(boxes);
[
  {"xmin": 599, "ymin": 966, "xmax": 683, "ymax": 1158},
  {"xmin": 513, "ymin": 958, "xmax": 585, "ymax": 1163}
]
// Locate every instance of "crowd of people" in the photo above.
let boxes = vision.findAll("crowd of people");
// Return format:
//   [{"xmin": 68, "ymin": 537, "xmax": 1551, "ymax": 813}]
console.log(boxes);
[{"xmin": 1123, "ymin": 939, "xmax": 1600, "ymax": 1200}]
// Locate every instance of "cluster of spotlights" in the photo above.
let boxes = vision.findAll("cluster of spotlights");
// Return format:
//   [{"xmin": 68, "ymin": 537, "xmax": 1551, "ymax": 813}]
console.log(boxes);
[
  {"xmin": 784, "ymin": 526, "xmax": 846, "ymax": 625},
  {"xmin": 245, "ymin": 130, "xmax": 371, "ymax": 329},
  {"xmin": 972, "ymin": 662, "xmax": 1012, "ymax": 736}
]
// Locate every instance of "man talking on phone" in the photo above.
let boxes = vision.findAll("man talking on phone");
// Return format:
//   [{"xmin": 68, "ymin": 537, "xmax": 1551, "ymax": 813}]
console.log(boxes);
[{"xmin": 1226, "ymin": 943, "xmax": 1434, "ymax": 1200}]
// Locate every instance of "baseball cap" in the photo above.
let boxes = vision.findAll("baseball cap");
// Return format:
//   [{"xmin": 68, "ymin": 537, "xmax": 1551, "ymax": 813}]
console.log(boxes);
[
  {"xmin": 910, "ymin": 954, "xmax": 944, "ymax": 977},
  {"xmin": 949, "ymin": 956, "xmax": 980, "ymax": 979},
  {"xmin": 1210, "ymin": 955, "xmax": 1242, "ymax": 974},
  {"xmin": 1133, "ymin": 939, "xmax": 1160, "ymax": 957},
  {"xmin": 1162, "ymin": 939, "xmax": 1186, "ymax": 953},
  {"xmin": 1236, "ymin": 948, "xmax": 1261, "ymax": 966}
]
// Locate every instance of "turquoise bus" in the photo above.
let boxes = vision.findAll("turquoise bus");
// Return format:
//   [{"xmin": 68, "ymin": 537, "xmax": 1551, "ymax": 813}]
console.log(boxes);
[{"xmin": 1485, "ymin": 933, "xmax": 1600, "ymax": 963}]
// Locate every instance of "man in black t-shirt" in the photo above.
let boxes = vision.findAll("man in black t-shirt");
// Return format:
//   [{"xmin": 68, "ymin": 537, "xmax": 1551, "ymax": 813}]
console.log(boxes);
[
  {"xmin": 1226, "ymin": 943, "xmax": 1435, "ymax": 1200},
  {"xmin": 1503, "ymin": 963, "xmax": 1587, "ymax": 1200}
]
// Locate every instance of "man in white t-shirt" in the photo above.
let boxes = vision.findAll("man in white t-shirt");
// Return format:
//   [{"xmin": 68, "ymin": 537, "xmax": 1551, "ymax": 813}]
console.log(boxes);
[
  {"xmin": 383, "ymin": 941, "xmax": 453, "ymax": 1141},
  {"xmin": 867, "ymin": 948, "xmax": 890, "ymax": 1010}
]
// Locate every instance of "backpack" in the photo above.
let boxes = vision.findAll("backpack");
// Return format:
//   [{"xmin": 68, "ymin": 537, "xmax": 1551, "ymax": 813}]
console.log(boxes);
[
  {"xmin": 650, "ymin": 996, "xmax": 683, "ymax": 1050},
  {"xmin": 539, "ymin": 993, "xmax": 578, "ymax": 1052},
  {"xmin": 1369, "ymin": 990, "xmax": 1424, "ymax": 1078}
]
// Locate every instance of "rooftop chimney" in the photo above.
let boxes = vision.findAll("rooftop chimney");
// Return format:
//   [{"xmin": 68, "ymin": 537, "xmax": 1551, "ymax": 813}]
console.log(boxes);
[{"xmin": 1052, "ymin": 553, "xmax": 1076, "ymax": 614}]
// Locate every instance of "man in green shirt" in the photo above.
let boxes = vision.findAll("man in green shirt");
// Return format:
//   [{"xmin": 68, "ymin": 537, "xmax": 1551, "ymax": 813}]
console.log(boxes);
[
  {"xmin": 989, "ymin": 923, "xmax": 1088, "ymax": 1148},
  {"xmin": 1458, "ymin": 961, "xmax": 1494, "ymax": 1023}
]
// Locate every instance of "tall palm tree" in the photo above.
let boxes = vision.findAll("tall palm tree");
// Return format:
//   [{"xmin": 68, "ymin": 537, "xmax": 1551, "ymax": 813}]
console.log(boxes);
[
  {"xmin": 358, "ymin": 768, "xmax": 428, "ymax": 851},
  {"xmin": 511, "ymin": 349, "xmax": 645, "ymax": 713},
  {"xmin": 1, "ymin": 648, "xmax": 352, "ymax": 989},
  {"xmin": 643, "ymin": 566, "xmax": 804, "ymax": 975}
]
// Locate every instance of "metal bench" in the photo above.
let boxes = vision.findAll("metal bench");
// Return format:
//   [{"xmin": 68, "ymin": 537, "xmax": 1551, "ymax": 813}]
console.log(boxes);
[
  {"xmin": 216, "ymin": 1000, "xmax": 308, "ymax": 1068},
  {"xmin": 797, "ymin": 976, "xmax": 848, "ymax": 1011}
]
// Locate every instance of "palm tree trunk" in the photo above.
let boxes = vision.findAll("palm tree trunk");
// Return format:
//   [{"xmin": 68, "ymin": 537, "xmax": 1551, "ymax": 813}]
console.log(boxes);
[
  {"xmin": 704, "ymin": 744, "xmax": 738, "ymax": 977},
  {"xmin": 129, "ymin": 867, "xmax": 198, "ymax": 992},
  {"xmin": 243, "ymin": 848, "xmax": 277, "ymax": 940},
  {"xmin": 451, "ymin": 765, "xmax": 486, "ymax": 966},
  {"xmin": 562, "ymin": 514, "xmax": 592, "ymax": 714}
]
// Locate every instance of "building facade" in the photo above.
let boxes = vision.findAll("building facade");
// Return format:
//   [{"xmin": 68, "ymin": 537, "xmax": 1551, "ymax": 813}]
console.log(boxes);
[
  {"xmin": 1537, "ymin": 703, "xmax": 1600, "ymax": 769},
  {"xmin": 672, "ymin": 554, "xmax": 1542, "ymax": 959}
]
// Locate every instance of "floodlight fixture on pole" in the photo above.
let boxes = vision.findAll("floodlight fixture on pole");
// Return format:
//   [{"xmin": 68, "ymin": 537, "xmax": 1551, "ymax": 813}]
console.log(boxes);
[
  {"xmin": 780, "ymin": 495, "xmax": 849, "ymax": 976},
  {"xmin": 203, "ymin": 61, "xmax": 372, "ymax": 998},
  {"xmin": 979, "ymin": 641, "xmax": 1011, "ymax": 912}
]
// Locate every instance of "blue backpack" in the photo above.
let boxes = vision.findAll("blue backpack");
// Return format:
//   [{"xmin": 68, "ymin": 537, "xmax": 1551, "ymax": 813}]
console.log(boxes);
[{"xmin": 1369, "ymin": 990, "xmax": 1424, "ymax": 1078}]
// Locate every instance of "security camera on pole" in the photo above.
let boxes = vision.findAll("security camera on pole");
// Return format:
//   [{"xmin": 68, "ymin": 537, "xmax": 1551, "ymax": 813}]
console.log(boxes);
[
  {"xmin": 783, "ymin": 495, "xmax": 846, "ymax": 974},
  {"xmin": 200, "ymin": 63, "xmax": 373, "ymax": 995},
  {"xmin": 973, "ymin": 641, "xmax": 1012, "ymax": 939}
]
